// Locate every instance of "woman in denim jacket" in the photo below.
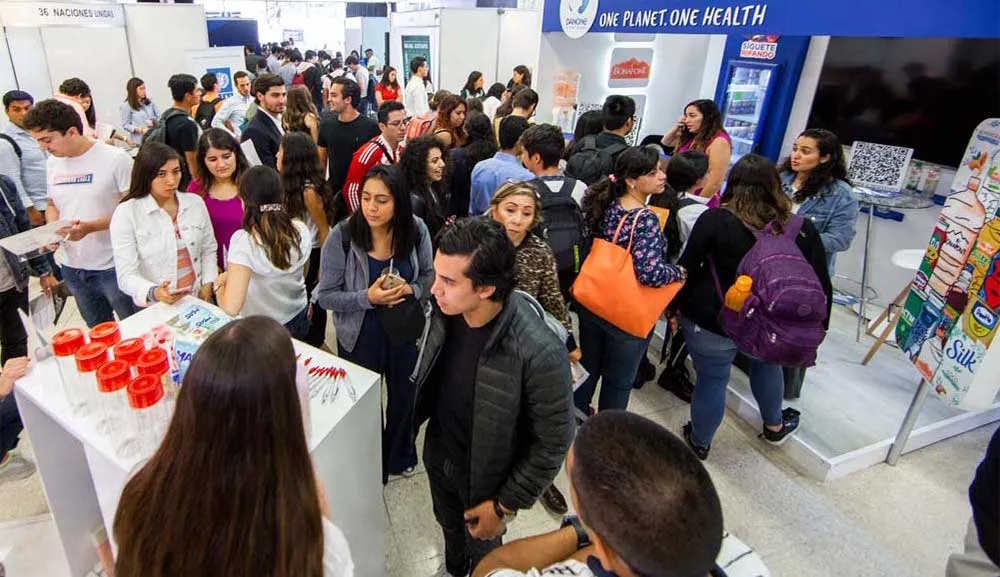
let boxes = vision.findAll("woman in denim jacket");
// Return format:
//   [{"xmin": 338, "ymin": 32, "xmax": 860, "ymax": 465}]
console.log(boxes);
[{"xmin": 777, "ymin": 128, "xmax": 858, "ymax": 398}]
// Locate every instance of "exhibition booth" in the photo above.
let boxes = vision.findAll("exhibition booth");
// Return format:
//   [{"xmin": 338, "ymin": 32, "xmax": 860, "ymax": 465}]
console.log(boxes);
[
  {"xmin": 0, "ymin": 2, "xmax": 244, "ymax": 130},
  {"xmin": 535, "ymin": 0, "xmax": 1000, "ymax": 479},
  {"xmin": 389, "ymin": 7, "xmax": 541, "ymax": 95}
]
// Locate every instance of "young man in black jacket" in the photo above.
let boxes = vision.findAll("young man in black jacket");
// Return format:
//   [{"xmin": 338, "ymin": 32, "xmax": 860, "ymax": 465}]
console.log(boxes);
[{"xmin": 412, "ymin": 217, "xmax": 574, "ymax": 577}]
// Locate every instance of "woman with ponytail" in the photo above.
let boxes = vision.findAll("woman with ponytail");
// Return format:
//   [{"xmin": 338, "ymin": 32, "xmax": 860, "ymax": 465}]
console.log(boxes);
[
  {"xmin": 214, "ymin": 165, "xmax": 313, "ymax": 339},
  {"xmin": 575, "ymin": 147, "xmax": 686, "ymax": 414}
]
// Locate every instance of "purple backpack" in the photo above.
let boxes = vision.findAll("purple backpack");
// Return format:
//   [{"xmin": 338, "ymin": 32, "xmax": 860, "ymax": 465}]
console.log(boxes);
[{"xmin": 710, "ymin": 215, "xmax": 828, "ymax": 367}]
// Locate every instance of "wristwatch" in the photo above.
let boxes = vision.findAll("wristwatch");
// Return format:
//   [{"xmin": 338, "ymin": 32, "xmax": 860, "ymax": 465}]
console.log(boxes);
[
  {"xmin": 147, "ymin": 286, "xmax": 158, "ymax": 304},
  {"xmin": 493, "ymin": 498, "xmax": 517, "ymax": 522},
  {"xmin": 561, "ymin": 515, "xmax": 591, "ymax": 550}
]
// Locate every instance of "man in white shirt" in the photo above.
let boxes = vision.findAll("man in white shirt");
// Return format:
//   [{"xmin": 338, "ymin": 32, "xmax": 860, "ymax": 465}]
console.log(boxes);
[
  {"xmin": 473, "ymin": 411, "xmax": 755, "ymax": 577},
  {"xmin": 363, "ymin": 48, "xmax": 381, "ymax": 72},
  {"xmin": 23, "ymin": 99, "xmax": 136, "ymax": 327},
  {"xmin": 345, "ymin": 55, "xmax": 370, "ymax": 113},
  {"xmin": 404, "ymin": 56, "xmax": 430, "ymax": 118},
  {"xmin": 521, "ymin": 124, "xmax": 588, "ymax": 205},
  {"xmin": 212, "ymin": 71, "xmax": 254, "ymax": 138}
]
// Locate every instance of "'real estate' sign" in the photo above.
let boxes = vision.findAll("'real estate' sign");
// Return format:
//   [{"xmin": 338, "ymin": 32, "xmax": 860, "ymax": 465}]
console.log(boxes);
[
  {"xmin": 0, "ymin": 2, "xmax": 124, "ymax": 27},
  {"xmin": 546, "ymin": 0, "xmax": 1000, "ymax": 39}
]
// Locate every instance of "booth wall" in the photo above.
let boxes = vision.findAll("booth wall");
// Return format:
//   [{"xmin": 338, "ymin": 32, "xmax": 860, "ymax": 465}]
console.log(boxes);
[
  {"xmin": 494, "ymin": 10, "xmax": 541, "ymax": 89},
  {"xmin": 390, "ymin": 9, "xmax": 441, "ymax": 88},
  {"xmin": 126, "ymin": 4, "xmax": 210, "ymax": 114},
  {"xmin": 0, "ymin": 29, "xmax": 18, "ymax": 128},
  {"xmin": 42, "ymin": 26, "xmax": 133, "ymax": 131},
  {"xmin": 780, "ymin": 36, "xmax": 830, "ymax": 159},
  {"xmin": 362, "ymin": 17, "xmax": 389, "ymax": 64},
  {"xmin": 438, "ymin": 9, "xmax": 500, "ymax": 92},
  {"xmin": 535, "ymin": 33, "xmax": 716, "ymax": 139},
  {"xmin": 2, "ymin": 27, "xmax": 53, "ymax": 117}
]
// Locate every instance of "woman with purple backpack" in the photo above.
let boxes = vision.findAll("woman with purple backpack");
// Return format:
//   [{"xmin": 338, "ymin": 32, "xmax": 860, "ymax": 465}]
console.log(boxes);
[{"xmin": 675, "ymin": 154, "xmax": 833, "ymax": 460}]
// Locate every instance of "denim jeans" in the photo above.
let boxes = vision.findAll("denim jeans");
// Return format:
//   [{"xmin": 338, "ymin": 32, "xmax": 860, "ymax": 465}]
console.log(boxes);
[
  {"xmin": 339, "ymin": 312, "xmax": 419, "ymax": 480},
  {"xmin": 284, "ymin": 306, "xmax": 310, "ymax": 341},
  {"xmin": 60, "ymin": 265, "xmax": 137, "ymax": 328},
  {"xmin": 573, "ymin": 306, "xmax": 649, "ymax": 413},
  {"xmin": 681, "ymin": 317, "xmax": 784, "ymax": 448}
]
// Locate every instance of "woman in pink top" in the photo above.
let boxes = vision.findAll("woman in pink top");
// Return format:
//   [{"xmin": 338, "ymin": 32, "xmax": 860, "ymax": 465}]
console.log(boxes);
[
  {"xmin": 660, "ymin": 99, "xmax": 731, "ymax": 204},
  {"xmin": 189, "ymin": 129, "xmax": 250, "ymax": 270}
]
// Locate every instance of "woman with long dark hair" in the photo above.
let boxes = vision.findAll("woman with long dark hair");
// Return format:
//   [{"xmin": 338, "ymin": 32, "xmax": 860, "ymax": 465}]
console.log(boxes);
[
  {"xmin": 191, "ymin": 128, "xmax": 250, "ymax": 270},
  {"xmin": 214, "ymin": 166, "xmax": 313, "ymax": 339},
  {"xmin": 119, "ymin": 77, "xmax": 159, "ymax": 145},
  {"xmin": 449, "ymin": 112, "xmax": 497, "ymax": 218},
  {"xmin": 400, "ymin": 135, "xmax": 449, "ymax": 240},
  {"xmin": 460, "ymin": 70, "xmax": 485, "ymax": 99},
  {"xmin": 564, "ymin": 109, "xmax": 605, "ymax": 161},
  {"xmin": 675, "ymin": 154, "xmax": 832, "ymax": 459},
  {"xmin": 507, "ymin": 64, "xmax": 532, "ymax": 89},
  {"xmin": 113, "ymin": 316, "xmax": 354, "ymax": 577},
  {"xmin": 375, "ymin": 66, "xmax": 402, "ymax": 108},
  {"xmin": 316, "ymin": 165, "xmax": 433, "ymax": 481},
  {"xmin": 284, "ymin": 85, "xmax": 320, "ymax": 143},
  {"xmin": 431, "ymin": 95, "xmax": 467, "ymax": 149},
  {"xmin": 278, "ymin": 132, "xmax": 334, "ymax": 347},
  {"xmin": 110, "ymin": 143, "xmax": 217, "ymax": 307},
  {"xmin": 776, "ymin": 128, "xmax": 857, "ymax": 399},
  {"xmin": 660, "ymin": 99, "xmax": 731, "ymax": 200},
  {"xmin": 575, "ymin": 147, "xmax": 686, "ymax": 413}
]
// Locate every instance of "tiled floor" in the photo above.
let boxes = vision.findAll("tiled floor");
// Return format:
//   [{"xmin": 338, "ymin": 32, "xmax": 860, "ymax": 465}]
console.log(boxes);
[{"xmin": 0, "ymin": 289, "xmax": 996, "ymax": 576}]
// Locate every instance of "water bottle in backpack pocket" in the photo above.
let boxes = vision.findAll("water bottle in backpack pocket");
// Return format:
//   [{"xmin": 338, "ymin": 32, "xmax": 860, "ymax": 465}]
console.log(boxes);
[{"xmin": 709, "ymin": 215, "xmax": 828, "ymax": 367}]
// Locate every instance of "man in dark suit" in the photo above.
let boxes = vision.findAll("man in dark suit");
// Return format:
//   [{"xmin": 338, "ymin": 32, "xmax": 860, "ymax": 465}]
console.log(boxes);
[{"xmin": 240, "ymin": 73, "xmax": 285, "ymax": 168}]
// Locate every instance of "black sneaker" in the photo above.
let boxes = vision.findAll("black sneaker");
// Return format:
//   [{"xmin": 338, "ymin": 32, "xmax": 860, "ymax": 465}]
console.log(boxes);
[
  {"xmin": 539, "ymin": 484, "xmax": 569, "ymax": 515},
  {"xmin": 760, "ymin": 408, "xmax": 801, "ymax": 445},
  {"xmin": 633, "ymin": 356, "xmax": 656, "ymax": 389},
  {"xmin": 657, "ymin": 367, "xmax": 694, "ymax": 403},
  {"xmin": 682, "ymin": 422, "xmax": 710, "ymax": 460}
]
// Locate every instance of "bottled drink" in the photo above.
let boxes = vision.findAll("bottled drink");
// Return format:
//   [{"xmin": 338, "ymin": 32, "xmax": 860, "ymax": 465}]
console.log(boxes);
[
  {"xmin": 724, "ymin": 275, "xmax": 753, "ymax": 311},
  {"xmin": 127, "ymin": 374, "xmax": 170, "ymax": 457},
  {"xmin": 75, "ymin": 343, "xmax": 110, "ymax": 425},
  {"xmin": 89, "ymin": 322, "xmax": 121, "ymax": 348},
  {"xmin": 95, "ymin": 360, "xmax": 133, "ymax": 447},
  {"xmin": 52, "ymin": 328, "xmax": 88, "ymax": 414}
]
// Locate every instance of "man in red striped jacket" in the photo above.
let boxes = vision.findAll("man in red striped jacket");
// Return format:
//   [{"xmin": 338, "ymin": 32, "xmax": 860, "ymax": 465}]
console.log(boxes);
[{"xmin": 342, "ymin": 100, "xmax": 406, "ymax": 213}]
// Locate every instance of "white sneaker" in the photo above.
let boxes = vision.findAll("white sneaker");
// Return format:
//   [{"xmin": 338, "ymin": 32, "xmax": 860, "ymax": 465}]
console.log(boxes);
[
  {"xmin": 401, "ymin": 466, "xmax": 417, "ymax": 478},
  {"xmin": 0, "ymin": 453, "xmax": 37, "ymax": 484}
]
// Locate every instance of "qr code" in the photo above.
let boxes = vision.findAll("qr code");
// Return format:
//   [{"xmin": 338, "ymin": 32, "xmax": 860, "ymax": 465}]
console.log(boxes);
[{"xmin": 847, "ymin": 141, "xmax": 914, "ymax": 192}]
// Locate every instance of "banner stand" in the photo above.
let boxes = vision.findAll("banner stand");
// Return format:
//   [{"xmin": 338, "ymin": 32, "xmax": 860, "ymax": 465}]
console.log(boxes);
[{"xmin": 886, "ymin": 378, "xmax": 931, "ymax": 465}]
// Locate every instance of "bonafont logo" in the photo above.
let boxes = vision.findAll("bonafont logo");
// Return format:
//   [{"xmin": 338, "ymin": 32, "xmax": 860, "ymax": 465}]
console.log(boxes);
[{"xmin": 560, "ymin": 0, "xmax": 599, "ymax": 39}]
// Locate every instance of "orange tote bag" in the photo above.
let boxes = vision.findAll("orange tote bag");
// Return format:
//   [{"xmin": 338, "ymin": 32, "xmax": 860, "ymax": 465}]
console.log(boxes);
[{"xmin": 571, "ymin": 209, "xmax": 684, "ymax": 338}]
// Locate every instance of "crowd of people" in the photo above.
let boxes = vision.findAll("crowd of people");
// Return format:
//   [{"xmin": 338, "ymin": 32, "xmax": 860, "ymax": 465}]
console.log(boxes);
[{"xmin": 5, "ymin": 44, "xmax": 993, "ymax": 577}]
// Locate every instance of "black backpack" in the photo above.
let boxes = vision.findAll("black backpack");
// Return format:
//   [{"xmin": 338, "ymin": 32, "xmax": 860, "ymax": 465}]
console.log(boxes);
[
  {"xmin": 530, "ymin": 177, "xmax": 589, "ymax": 299},
  {"xmin": 194, "ymin": 98, "xmax": 224, "ymax": 130},
  {"xmin": 565, "ymin": 135, "xmax": 628, "ymax": 186},
  {"xmin": 142, "ymin": 108, "xmax": 189, "ymax": 146},
  {"xmin": 0, "ymin": 134, "xmax": 21, "ymax": 158}
]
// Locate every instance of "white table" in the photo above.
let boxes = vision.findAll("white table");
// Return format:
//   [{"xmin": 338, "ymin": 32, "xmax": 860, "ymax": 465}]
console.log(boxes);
[{"xmin": 13, "ymin": 298, "xmax": 384, "ymax": 577}]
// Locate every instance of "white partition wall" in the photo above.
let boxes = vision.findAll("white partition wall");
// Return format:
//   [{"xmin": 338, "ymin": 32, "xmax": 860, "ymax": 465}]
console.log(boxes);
[
  {"xmin": 0, "ymin": 2, "xmax": 131, "ymax": 126},
  {"xmin": 125, "ymin": 4, "xmax": 210, "ymax": 113},
  {"xmin": 495, "ymin": 9, "xmax": 541, "ymax": 89},
  {"xmin": 438, "ymin": 9, "xmax": 500, "ymax": 91},
  {"xmin": 40, "ymin": 26, "xmax": 133, "ymax": 127},
  {"xmin": 391, "ymin": 8, "xmax": 541, "ymax": 95}
]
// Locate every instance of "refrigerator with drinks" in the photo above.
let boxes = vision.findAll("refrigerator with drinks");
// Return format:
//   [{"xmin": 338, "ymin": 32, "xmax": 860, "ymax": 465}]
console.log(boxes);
[{"xmin": 713, "ymin": 36, "xmax": 811, "ymax": 164}]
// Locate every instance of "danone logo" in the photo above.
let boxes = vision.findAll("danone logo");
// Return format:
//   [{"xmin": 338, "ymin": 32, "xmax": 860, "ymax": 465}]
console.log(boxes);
[
  {"xmin": 560, "ymin": 0, "xmax": 599, "ymax": 39},
  {"xmin": 610, "ymin": 57, "xmax": 650, "ymax": 80}
]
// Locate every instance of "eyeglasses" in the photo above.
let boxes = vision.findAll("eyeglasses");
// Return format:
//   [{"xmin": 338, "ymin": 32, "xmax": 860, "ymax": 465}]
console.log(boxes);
[{"xmin": 386, "ymin": 119, "xmax": 408, "ymax": 128}]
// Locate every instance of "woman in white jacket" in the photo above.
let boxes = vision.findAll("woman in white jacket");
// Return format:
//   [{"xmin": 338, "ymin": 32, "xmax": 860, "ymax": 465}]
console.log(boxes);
[{"xmin": 110, "ymin": 142, "xmax": 217, "ymax": 307}]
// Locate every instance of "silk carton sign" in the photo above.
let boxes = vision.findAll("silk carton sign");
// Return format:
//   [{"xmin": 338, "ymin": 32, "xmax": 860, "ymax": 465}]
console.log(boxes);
[{"xmin": 608, "ymin": 48, "xmax": 653, "ymax": 88}]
